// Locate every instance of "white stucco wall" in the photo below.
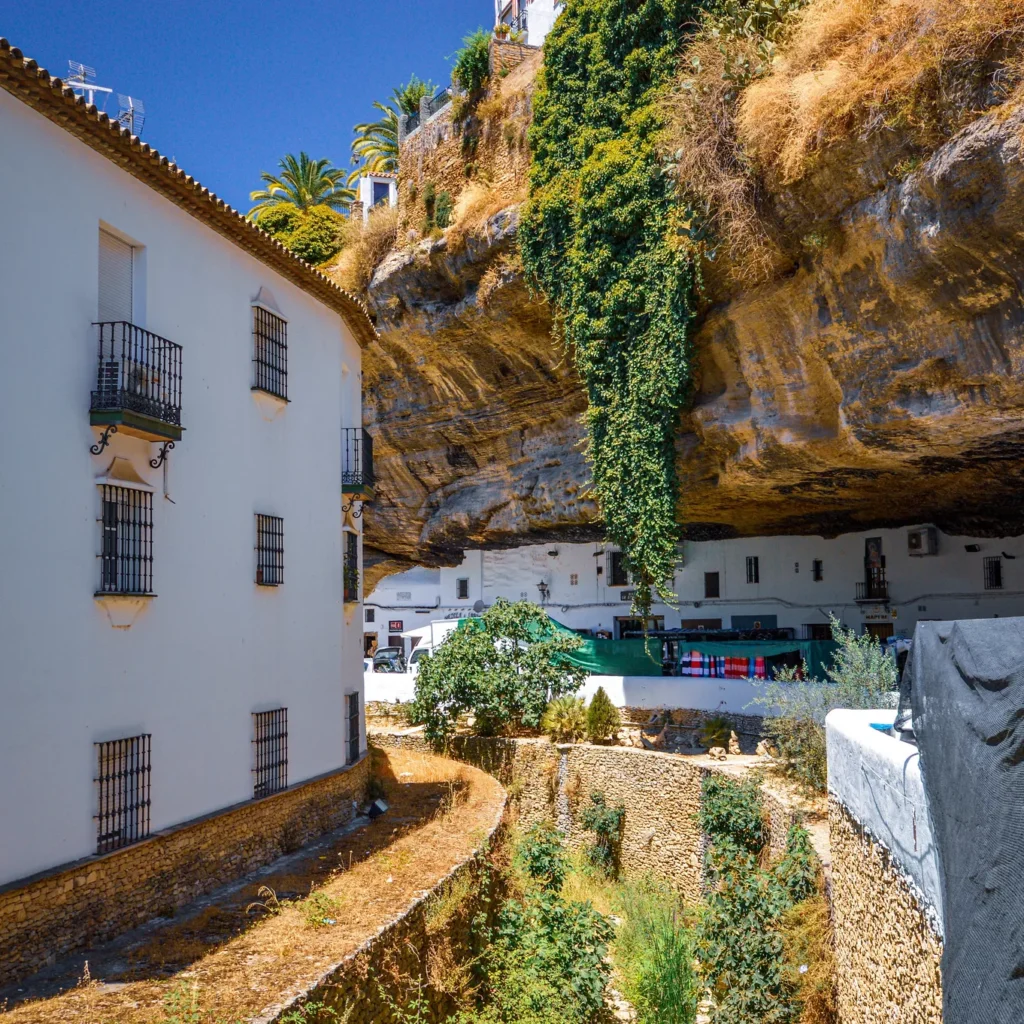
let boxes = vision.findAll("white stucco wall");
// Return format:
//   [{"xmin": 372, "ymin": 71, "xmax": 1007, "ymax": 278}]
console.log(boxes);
[
  {"xmin": 826, "ymin": 709, "xmax": 942, "ymax": 935},
  {"xmin": 0, "ymin": 89, "xmax": 364, "ymax": 885},
  {"xmin": 367, "ymin": 528, "xmax": 1024, "ymax": 652}
]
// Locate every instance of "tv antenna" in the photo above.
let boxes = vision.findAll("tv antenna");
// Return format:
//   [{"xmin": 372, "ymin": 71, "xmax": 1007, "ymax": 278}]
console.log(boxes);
[
  {"xmin": 66, "ymin": 60, "xmax": 146, "ymax": 136},
  {"xmin": 116, "ymin": 94, "xmax": 145, "ymax": 136}
]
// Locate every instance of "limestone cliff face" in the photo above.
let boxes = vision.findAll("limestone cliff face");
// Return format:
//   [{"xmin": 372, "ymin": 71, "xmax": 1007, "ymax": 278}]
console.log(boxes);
[{"xmin": 362, "ymin": 103, "xmax": 1024, "ymax": 580}]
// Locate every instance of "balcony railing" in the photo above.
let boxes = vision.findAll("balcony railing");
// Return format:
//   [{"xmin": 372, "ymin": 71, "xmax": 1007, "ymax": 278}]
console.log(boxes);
[
  {"xmin": 855, "ymin": 578, "xmax": 889, "ymax": 603},
  {"xmin": 90, "ymin": 322, "xmax": 183, "ymax": 441},
  {"xmin": 343, "ymin": 427, "xmax": 374, "ymax": 496}
]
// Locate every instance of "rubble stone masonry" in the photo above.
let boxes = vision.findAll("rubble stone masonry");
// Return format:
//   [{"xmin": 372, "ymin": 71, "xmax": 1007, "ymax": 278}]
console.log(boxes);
[
  {"xmin": 0, "ymin": 756, "xmax": 369, "ymax": 988},
  {"xmin": 830, "ymin": 795, "xmax": 943, "ymax": 1024}
]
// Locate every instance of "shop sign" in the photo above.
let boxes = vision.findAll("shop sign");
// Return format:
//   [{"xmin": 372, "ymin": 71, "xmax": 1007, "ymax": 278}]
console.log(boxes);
[{"xmin": 389, "ymin": 620, "xmax": 404, "ymax": 631}]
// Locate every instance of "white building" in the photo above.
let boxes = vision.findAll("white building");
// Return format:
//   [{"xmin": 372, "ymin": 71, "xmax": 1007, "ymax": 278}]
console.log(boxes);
[
  {"xmin": 0, "ymin": 42, "xmax": 377, "ymax": 887},
  {"xmin": 367, "ymin": 526, "xmax": 1024, "ymax": 657},
  {"xmin": 495, "ymin": 0, "xmax": 561, "ymax": 47},
  {"xmin": 354, "ymin": 172, "xmax": 398, "ymax": 222}
]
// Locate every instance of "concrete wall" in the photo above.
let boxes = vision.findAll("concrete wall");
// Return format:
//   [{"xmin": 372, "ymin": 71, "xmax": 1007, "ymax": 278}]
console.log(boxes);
[
  {"xmin": 0, "ymin": 88, "xmax": 365, "ymax": 886},
  {"xmin": 368, "ymin": 530, "xmax": 1024, "ymax": 653},
  {"xmin": 827, "ymin": 710, "xmax": 943, "ymax": 1023}
]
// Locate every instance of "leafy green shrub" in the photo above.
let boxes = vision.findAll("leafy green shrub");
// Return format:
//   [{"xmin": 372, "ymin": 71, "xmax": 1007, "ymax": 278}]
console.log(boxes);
[
  {"xmin": 586, "ymin": 686, "xmax": 621, "ymax": 743},
  {"xmin": 287, "ymin": 206, "xmax": 345, "ymax": 265},
  {"xmin": 411, "ymin": 599, "xmax": 587, "ymax": 744},
  {"xmin": 518, "ymin": 821, "xmax": 569, "ymax": 892},
  {"xmin": 542, "ymin": 694, "xmax": 587, "ymax": 743},
  {"xmin": 435, "ymin": 190, "xmax": 453, "ymax": 228},
  {"xmin": 520, "ymin": 0, "xmax": 699, "ymax": 614},
  {"xmin": 580, "ymin": 791, "xmax": 625, "ymax": 876},
  {"xmin": 700, "ymin": 773, "xmax": 766, "ymax": 864},
  {"xmin": 301, "ymin": 889, "xmax": 341, "ymax": 929},
  {"xmin": 451, "ymin": 28, "xmax": 492, "ymax": 94},
  {"xmin": 698, "ymin": 714, "xmax": 733, "ymax": 750},
  {"xmin": 256, "ymin": 204, "xmax": 302, "ymax": 240},
  {"xmin": 615, "ymin": 878, "xmax": 699, "ymax": 1024},
  {"xmin": 774, "ymin": 824, "xmax": 818, "ymax": 905},
  {"xmin": 753, "ymin": 615, "xmax": 899, "ymax": 792}
]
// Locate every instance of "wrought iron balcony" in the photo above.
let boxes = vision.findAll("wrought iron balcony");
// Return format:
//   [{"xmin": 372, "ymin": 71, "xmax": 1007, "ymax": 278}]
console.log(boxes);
[
  {"xmin": 855, "ymin": 578, "xmax": 889, "ymax": 603},
  {"xmin": 90, "ymin": 322, "xmax": 183, "ymax": 441},
  {"xmin": 343, "ymin": 427, "xmax": 374, "ymax": 498}
]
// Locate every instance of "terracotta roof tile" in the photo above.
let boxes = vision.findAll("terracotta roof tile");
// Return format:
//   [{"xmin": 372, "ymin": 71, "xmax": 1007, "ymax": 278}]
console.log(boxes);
[{"xmin": 0, "ymin": 38, "xmax": 378, "ymax": 349}]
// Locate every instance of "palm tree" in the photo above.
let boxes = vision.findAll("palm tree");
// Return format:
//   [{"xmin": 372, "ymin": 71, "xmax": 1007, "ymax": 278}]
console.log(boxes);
[
  {"xmin": 248, "ymin": 152, "xmax": 354, "ymax": 221},
  {"xmin": 348, "ymin": 76, "xmax": 437, "ymax": 181}
]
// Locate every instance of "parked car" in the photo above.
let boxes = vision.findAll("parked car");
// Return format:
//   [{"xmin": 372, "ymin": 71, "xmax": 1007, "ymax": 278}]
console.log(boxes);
[
  {"xmin": 373, "ymin": 646, "xmax": 407, "ymax": 673},
  {"xmin": 408, "ymin": 645, "xmax": 432, "ymax": 675}
]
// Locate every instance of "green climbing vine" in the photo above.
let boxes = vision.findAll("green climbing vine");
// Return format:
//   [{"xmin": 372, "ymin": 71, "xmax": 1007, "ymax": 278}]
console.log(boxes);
[{"xmin": 520, "ymin": 0, "xmax": 702, "ymax": 614}]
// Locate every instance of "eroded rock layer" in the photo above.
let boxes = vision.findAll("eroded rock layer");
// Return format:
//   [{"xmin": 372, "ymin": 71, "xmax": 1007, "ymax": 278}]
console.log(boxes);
[{"xmin": 362, "ymin": 104, "xmax": 1024, "ymax": 578}]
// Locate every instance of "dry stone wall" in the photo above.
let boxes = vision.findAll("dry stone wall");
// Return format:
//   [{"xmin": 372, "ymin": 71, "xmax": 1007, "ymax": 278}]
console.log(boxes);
[
  {"xmin": 0, "ymin": 756, "xmax": 369, "ymax": 988},
  {"xmin": 830, "ymin": 796, "xmax": 943, "ymax": 1024}
]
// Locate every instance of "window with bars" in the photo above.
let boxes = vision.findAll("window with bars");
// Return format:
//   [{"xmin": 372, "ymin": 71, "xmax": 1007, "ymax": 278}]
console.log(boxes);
[
  {"xmin": 95, "ymin": 734, "xmax": 151, "ymax": 853},
  {"xmin": 344, "ymin": 531, "xmax": 359, "ymax": 603},
  {"xmin": 256, "ymin": 514, "xmax": 284, "ymax": 586},
  {"xmin": 365, "ymin": 607, "xmax": 375, "ymax": 623},
  {"xmin": 98, "ymin": 485, "xmax": 154, "ymax": 594},
  {"xmin": 252, "ymin": 305, "xmax": 288, "ymax": 400},
  {"xmin": 347, "ymin": 692, "xmax": 361, "ymax": 764},
  {"xmin": 812, "ymin": 559, "xmax": 824, "ymax": 582},
  {"xmin": 746, "ymin": 556, "xmax": 759, "ymax": 584},
  {"xmin": 984, "ymin": 556, "xmax": 1004, "ymax": 590},
  {"xmin": 456, "ymin": 578, "xmax": 469, "ymax": 599},
  {"xmin": 704, "ymin": 571, "xmax": 720, "ymax": 599},
  {"xmin": 252, "ymin": 708, "xmax": 288, "ymax": 798}
]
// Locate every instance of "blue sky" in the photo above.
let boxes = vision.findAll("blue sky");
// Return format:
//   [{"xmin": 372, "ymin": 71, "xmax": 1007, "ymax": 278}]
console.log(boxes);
[{"xmin": 1, "ymin": 1, "xmax": 485, "ymax": 212}]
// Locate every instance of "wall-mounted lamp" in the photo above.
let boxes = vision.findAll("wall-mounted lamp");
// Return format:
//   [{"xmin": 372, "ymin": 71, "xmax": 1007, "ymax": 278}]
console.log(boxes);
[{"xmin": 537, "ymin": 581, "xmax": 550, "ymax": 603}]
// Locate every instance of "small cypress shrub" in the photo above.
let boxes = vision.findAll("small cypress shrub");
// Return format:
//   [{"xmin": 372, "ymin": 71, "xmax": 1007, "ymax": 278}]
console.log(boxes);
[{"xmin": 586, "ymin": 686, "xmax": 621, "ymax": 743}]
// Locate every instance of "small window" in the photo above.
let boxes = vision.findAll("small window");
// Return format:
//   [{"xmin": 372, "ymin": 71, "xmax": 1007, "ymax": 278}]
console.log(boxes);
[
  {"xmin": 984, "ymin": 557, "xmax": 1003, "ymax": 590},
  {"xmin": 252, "ymin": 708, "xmax": 288, "ymax": 798},
  {"xmin": 252, "ymin": 305, "xmax": 288, "ymax": 400},
  {"xmin": 609, "ymin": 552, "xmax": 628, "ymax": 587},
  {"xmin": 704, "ymin": 572, "xmax": 720, "ymax": 599},
  {"xmin": 812, "ymin": 559, "xmax": 823, "ymax": 582},
  {"xmin": 98, "ymin": 228, "xmax": 134, "ymax": 324},
  {"xmin": 372, "ymin": 180, "xmax": 390, "ymax": 207},
  {"xmin": 347, "ymin": 692, "xmax": 361, "ymax": 764},
  {"xmin": 365, "ymin": 607, "xmax": 375, "ymax": 623},
  {"xmin": 256, "ymin": 514, "xmax": 284, "ymax": 586},
  {"xmin": 344, "ymin": 531, "xmax": 359, "ymax": 603},
  {"xmin": 98, "ymin": 485, "xmax": 153, "ymax": 594},
  {"xmin": 456, "ymin": 578, "xmax": 470, "ymax": 600},
  {"xmin": 746, "ymin": 556, "xmax": 759, "ymax": 584},
  {"xmin": 570, "ymin": 573, "xmax": 579, "ymax": 586},
  {"xmin": 95, "ymin": 734, "xmax": 151, "ymax": 853}
]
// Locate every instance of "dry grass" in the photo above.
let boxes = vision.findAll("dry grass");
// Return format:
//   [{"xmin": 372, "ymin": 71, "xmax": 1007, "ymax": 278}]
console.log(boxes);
[
  {"xmin": 445, "ymin": 181, "xmax": 519, "ymax": 254},
  {"xmin": 3, "ymin": 748, "xmax": 504, "ymax": 1024},
  {"xmin": 331, "ymin": 205, "xmax": 400, "ymax": 294},
  {"xmin": 781, "ymin": 894, "xmax": 839, "ymax": 1024},
  {"xmin": 476, "ymin": 251, "xmax": 524, "ymax": 307},
  {"xmin": 739, "ymin": 0, "xmax": 1024, "ymax": 185}
]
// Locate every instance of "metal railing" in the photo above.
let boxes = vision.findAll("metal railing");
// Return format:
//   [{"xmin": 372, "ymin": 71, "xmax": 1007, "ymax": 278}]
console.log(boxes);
[
  {"xmin": 343, "ymin": 427, "xmax": 374, "ymax": 490},
  {"xmin": 91, "ymin": 321, "xmax": 182, "ymax": 427},
  {"xmin": 855, "ymin": 578, "xmax": 889, "ymax": 602},
  {"xmin": 426, "ymin": 88, "xmax": 451, "ymax": 118}
]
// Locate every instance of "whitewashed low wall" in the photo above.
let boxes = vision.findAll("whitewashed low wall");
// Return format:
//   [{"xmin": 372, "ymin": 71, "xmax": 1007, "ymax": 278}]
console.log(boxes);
[
  {"xmin": 366, "ymin": 671, "xmax": 771, "ymax": 717},
  {"xmin": 826, "ymin": 708, "xmax": 942, "ymax": 934}
]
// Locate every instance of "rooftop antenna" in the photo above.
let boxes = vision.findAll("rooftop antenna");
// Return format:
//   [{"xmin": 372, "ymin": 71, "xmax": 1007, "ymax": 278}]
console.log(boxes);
[
  {"xmin": 116, "ymin": 94, "xmax": 145, "ymax": 136},
  {"xmin": 66, "ymin": 60, "xmax": 113, "ymax": 111}
]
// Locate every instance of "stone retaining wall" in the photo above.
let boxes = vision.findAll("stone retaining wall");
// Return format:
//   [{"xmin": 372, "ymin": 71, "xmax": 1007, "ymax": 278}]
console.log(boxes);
[
  {"xmin": 830, "ymin": 796, "xmax": 943, "ymax": 1024},
  {"xmin": 0, "ymin": 756, "xmax": 370, "ymax": 988}
]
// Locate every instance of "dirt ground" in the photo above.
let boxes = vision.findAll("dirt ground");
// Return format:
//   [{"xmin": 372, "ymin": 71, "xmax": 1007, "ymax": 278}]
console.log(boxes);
[{"xmin": 0, "ymin": 747, "xmax": 505, "ymax": 1023}]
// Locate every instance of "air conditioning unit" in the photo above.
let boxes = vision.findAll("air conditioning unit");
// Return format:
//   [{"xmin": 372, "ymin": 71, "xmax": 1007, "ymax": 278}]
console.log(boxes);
[{"xmin": 908, "ymin": 526, "xmax": 938, "ymax": 557}]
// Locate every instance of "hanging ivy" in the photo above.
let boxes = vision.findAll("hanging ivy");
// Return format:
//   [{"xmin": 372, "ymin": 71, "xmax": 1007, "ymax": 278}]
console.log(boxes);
[{"xmin": 520, "ymin": 0, "xmax": 701, "ymax": 614}]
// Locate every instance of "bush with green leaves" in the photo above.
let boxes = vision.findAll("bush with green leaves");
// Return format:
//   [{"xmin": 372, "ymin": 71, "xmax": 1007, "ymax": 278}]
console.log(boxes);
[
  {"xmin": 579, "ymin": 791, "xmax": 625, "ymax": 876},
  {"xmin": 411, "ymin": 599, "xmax": 587, "ymax": 743},
  {"xmin": 435, "ymin": 190, "xmax": 454, "ymax": 228},
  {"xmin": 520, "ymin": 0, "xmax": 701, "ymax": 615},
  {"xmin": 753, "ymin": 615, "xmax": 900, "ymax": 792},
  {"xmin": 451, "ymin": 28, "xmax": 492, "ymax": 94},
  {"xmin": 518, "ymin": 821, "xmax": 569, "ymax": 891},
  {"xmin": 542, "ymin": 694, "xmax": 587, "ymax": 742},
  {"xmin": 256, "ymin": 203, "xmax": 343, "ymax": 266},
  {"xmin": 585, "ymin": 686, "xmax": 621, "ymax": 743}
]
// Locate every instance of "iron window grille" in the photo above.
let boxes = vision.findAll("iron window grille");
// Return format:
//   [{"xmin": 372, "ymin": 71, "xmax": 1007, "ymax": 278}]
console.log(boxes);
[
  {"xmin": 252, "ymin": 306, "xmax": 288, "ymax": 400},
  {"xmin": 812, "ymin": 559, "xmax": 824, "ymax": 582},
  {"xmin": 984, "ymin": 556, "xmax": 1004, "ymax": 590},
  {"xmin": 704, "ymin": 572, "xmax": 720, "ymax": 599},
  {"xmin": 342, "ymin": 428, "xmax": 375, "ymax": 491},
  {"xmin": 456, "ymin": 578, "xmax": 470, "ymax": 599},
  {"xmin": 95, "ymin": 734, "xmax": 151, "ymax": 853},
  {"xmin": 746, "ymin": 556, "xmax": 760, "ymax": 584},
  {"xmin": 91, "ymin": 322, "xmax": 183, "ymax": 429},
  {"xmin": 98, "ymin": 485, "xmax": 154, "ymax": 594},
  {"xmin": 347, "ymin": 692, "xmax": 361, "ymax": 764},
  {"xmin": 344, "ymin": 531, "xmax": 360, "ymax": 603},
  {"xmin": 609, "ymin": 552, "xmax": 629, "ymax": 587},
  {"xmin": 256, "ymin": 515, "xmax": 284, "ymax": 586},
  {"xmin": 252, "ymin": 708, "xmax": 288, "ymax": 798}
]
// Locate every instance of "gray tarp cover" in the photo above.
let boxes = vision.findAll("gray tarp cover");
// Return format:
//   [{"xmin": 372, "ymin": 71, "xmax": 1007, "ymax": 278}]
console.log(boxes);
[{"xmin": 909, "ymin": 619, "xmax": 1024, "ymax": 1022}]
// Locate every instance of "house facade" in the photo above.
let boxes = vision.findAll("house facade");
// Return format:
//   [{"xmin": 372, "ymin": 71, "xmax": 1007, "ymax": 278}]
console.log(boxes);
[
  {"xmin": 354, "ymin": 172, "xmax": 398, "ymax": 221},
  {"xmin": 0, "ymin": 40, "xmax": 376, "ymax": 891},
  {"xmin": 495, "ymin": 0, "xmax": 561, "ymax": 47},
  {"xmin": 366, "ymin": 526, "xmax": 1024, "ymax": 656}
]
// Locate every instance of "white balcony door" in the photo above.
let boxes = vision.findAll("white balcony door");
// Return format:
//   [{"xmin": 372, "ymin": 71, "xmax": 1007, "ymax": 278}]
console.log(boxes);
[{"xmin": 98, "ymin": 229, "xmax": 133, "ymax": 324}]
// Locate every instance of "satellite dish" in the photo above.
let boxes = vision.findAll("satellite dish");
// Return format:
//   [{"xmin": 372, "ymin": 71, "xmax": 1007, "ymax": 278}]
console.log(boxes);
[
  {"xmin": 473, "ymin": 600, "xmax": 485, "ymax": 613},
  {"xmin": 116, "ymin": 94, "xmax": 146, "ymax": 136}
]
